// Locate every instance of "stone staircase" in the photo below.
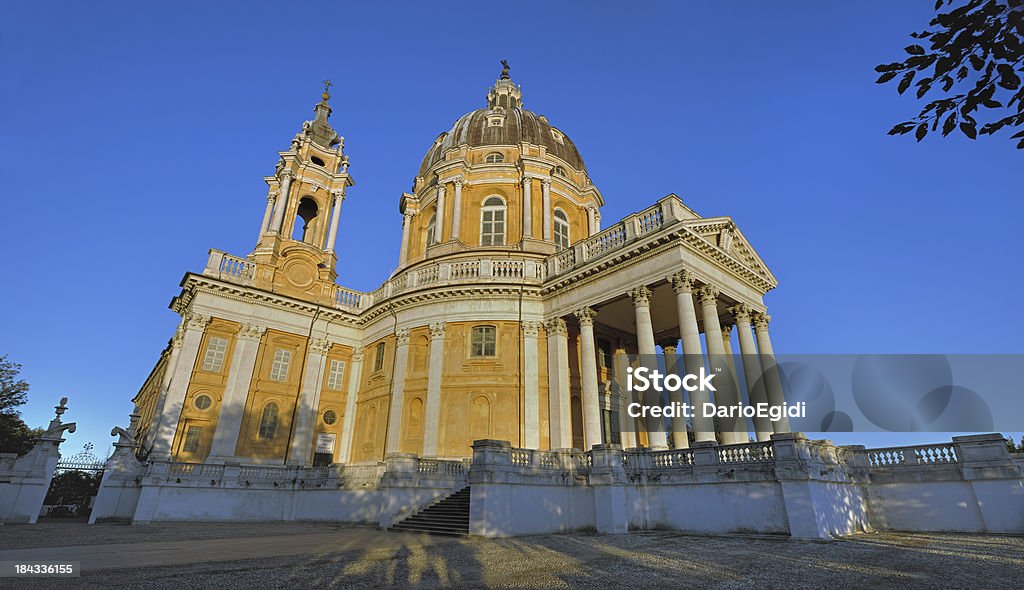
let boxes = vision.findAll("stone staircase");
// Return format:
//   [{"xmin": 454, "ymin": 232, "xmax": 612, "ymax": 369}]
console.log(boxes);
[{"xmin": 389, "ymin": 486, "xmax": 470, "ymax": 536}]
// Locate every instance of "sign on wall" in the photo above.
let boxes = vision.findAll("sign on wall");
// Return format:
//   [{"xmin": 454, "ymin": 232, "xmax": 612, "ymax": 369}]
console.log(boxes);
[{"xmin": 315, "ymin": 433, "xmax": 336, "ymax": 454}]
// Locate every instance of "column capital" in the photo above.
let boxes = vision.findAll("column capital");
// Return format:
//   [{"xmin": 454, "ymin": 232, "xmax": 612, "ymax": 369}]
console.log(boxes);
[
  {"xmin": 238, "ymin": 323, "xmax": 266, "ymax": 341},
  {"xmin": 170, "ymin": 326, "xmax": 186, "ymax": 350},
  {"xmin": 436, "ymin": 183, "xmax": 446, "ymax": 195},
  {"xmin": 267, "ymin": 192, "xmax": 278, "ymax": 204},
  {"xmin": 279, "ymin": 170, "xmax": 295, "ymax": 181},
  {"xmin": 544, "ymin": 317, "xmax": 568, "ymax": 337},
  {"xmin": 183, "ymin": 312, "xmax": 211, "ymax": 332},
  {"xmin": 720, "ymin": 323, "xmax": 735, "ymax": 340},
  {"xmin": 452, "ymin": 177, "xmax": 464, "ymax": 189},
  {"xmin": 310, "ymin": 337, "xmax": 333, "ymax": 355},
  {"xmin": 669, "ymin": 270, "xmax": 696, "ymax": 294},
  {"xmin": 541, "ymin": 178, "xmax": 551, "ymax": 189},
  {"xmin": 752, "ymin": 313, "xmax": 772, "ymax": 331},
  {"xmin": 429, "ymin": 321, "xmax": 447, "ymax": 338},
  {"xmin": 522, "ymin": 321, "xmax": 542, "ymax": 337},
  {"xmin": 395, "ymin": 328, "xmax": 411, "ymax": 345},
  {"xmin": 574, "ymin": 307, "xmax": 597, "ymax": 326},
  {"xmin": 351, "ymin": 345, "xmax": 365, "ymax": 362},
  {"xmin": 522, "ymin": 176, "xmax": 533, "ymax": 187},
  {"xmin": 628, "ymin": 285, "xmax": 652, "ymax": 307},
  {"xmin": 696, "ymin": 284, "xmax": 720, "ymax": 305},
  {"xmin": 728, "ymin": 303, "xmax": 753, "ymax": 323},
  {"xmin": 657, "ymin": 338, "xmax": 678, "ymax": 350},
  {"xmin": 330, "ymin": 187, "xmax": 346, "ymax": 202}
]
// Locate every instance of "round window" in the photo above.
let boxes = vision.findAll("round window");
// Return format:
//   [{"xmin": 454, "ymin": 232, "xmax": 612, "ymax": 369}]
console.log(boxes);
[
  {"xmin": 194, "ymin": 394, "xmax": 213, "ymax": 411},
  {"xmin": 322, "ymin": 410, "xmax": 338, "ymax": 425}
]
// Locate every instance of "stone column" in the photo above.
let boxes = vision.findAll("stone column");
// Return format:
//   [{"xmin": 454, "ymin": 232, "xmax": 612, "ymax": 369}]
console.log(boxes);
[
  {"xmin": 575, "ymin": 307, "xmax": 602, "ymax": 450},
  {"xmin": 593, "ymin": 209, "xmax": 601, "ymax": 232},
  {"xmin": 522, "ymin": 321, "xmax": 542, "ymax": 449},
  {"xmin": 630, "ymin": 286, "xmax": 668, "ymax": 449},
  {"xmin": 288, "ymin": 338, "xmax": 332, "ymax": 465},
  {"xmin": 670, "ymin": 271, "xmax": 715, "ymax": 442},
  {"xmin": 731, "ymin": 305, "xmax": 772, "ymax": 441},
  {"xmin": 398, "ymin": 212, "xmax": 413, "ymax": 266},
  {"xmin": 270, "ymin": 171, "xmax": 294, "ymax": 234},
  {"xmin": 450, "ymin": 178, "xmax": 463, "ymax": 241},
  {"xmin": 207, "ymin": 323, "xmax": 265, "ymax": 462},
  {"xmin": 586, "ymin": 206, "xmax": 596, "ymax": 237},
  {"xmin": 433, "ymin": 183, "xmax": 446, "ymax": 244},
  {"xmin": 338, "ymin": 346, "xmax": 364, "ymax": 463},
  {"xmin": 148, "ymin": 313, "xmax": 210, "ymax": 460},
  {"xmin": 545, "ymin": 318, "xmax": 572, "ymax": 448},
  {"xmin": 259, "ymin": 192, "xmax": 277, "ymax": 237},
  {"xmin": 325, "ymin": 187, "xmax": 346, "ymax": 252},
  {"xmin": 385, "ymin": 329, "xmax": 411, "ymax": 454},
  {"xmin": 422, "ymin": 322, "xmax": 446, "ymax": 456},
  {"xmin": 753, "ymin": 313, "xmax": 791, "ymax": 433},
  {"xmin": 698, "ymin": 285, "xmax": 743, "ymax": 444},
  {"xmin": 542, "ymin": 178, "xmax": 552, "ymax": 241},
  {"xmin": 613, "ymin": 343, "xmax": 637, "ymax": 449},
  {"xmin": 659, "ymin": 339, "xmax": 688, "ymax": 449},
  {"xmin": 522, "ymin": 176, "xmax": 533, "ymax": 238}
]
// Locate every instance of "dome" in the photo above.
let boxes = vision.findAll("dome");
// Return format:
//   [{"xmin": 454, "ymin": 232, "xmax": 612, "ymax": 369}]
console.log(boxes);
[{"xmin": 417, "ymin": 77, "xmax": 587, "ymax": 177}]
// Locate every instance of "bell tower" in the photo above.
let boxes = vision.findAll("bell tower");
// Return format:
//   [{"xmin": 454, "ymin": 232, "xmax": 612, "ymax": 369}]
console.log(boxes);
[{"xmin": 250, "ymin": 81, "xmax": 355, "ymax": 303}]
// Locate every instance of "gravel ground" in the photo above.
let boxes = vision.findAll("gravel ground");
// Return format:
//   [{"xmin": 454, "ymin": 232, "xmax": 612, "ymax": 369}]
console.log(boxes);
[{"xmin": 3, "ymin": 523, "xmax": 1021, "ymax": 589}]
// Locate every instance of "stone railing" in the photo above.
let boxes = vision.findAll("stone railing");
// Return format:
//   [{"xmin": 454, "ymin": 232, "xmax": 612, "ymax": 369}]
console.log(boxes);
[
  {"xmin": 546, "ymin": 194, "xmax": 688, "ymax": 277},
  {"xmin": 203, "ymin": 249, "xmax": 256, "ymax": 286},
  {"xmin": 145, "ymin": 460, "xmax": 386, "ymax": 490},
  {"xmin": 865, "ymin": 442, "xmax": 959, "ymax": 468},
  {"xmin": 718, "ymin": 441, "xmax": 775, "ymax": 464}
]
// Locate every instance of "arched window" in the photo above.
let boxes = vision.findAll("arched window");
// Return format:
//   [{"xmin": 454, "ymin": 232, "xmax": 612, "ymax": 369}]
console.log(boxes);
[
  {"xmin": 484, "ymin": 152, "xmax": 504, "ymax": 163},
  {"xmin": 471, "ymin": 325, "xmax": 497, "ymax": 357},
  {"xmin": 553, "ymin": 166, "xmax": 567, "ymax": 178},
  {"xmin": 292, "ymin": 197, "xmax": 319, "ymax": 243},
  {"xmin": 553, "ymin": 209, "xmax": 570, "ymax": 250},
  {"xmin": 480, "ymin": 197, "xmax": 506, "ymax": 246},
  {"xmin": 258, "ymin": 402, "xmax": 279, "ymax": 440},
  {"xmin": 425, "ymin": 212, "xmax": 437, "ymax": 247}
]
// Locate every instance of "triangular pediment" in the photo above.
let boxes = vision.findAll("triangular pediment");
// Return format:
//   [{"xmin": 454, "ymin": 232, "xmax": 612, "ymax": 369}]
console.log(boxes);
[{"xmin": 683, "ymin": 217, "xmax": 778, "ymax": 287}]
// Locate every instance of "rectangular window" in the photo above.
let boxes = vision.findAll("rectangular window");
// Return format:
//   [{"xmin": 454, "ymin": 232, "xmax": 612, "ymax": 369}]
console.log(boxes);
[
  {"xmin": 374, "ymin": 342, "xmax": 386, "ymax": 372},
  {"xmin": 327, "ymin": 359, "xmax": 347, "ymax": 391},
  {"xmin": 183, "ymin": 425, "xmax": 203, "ymax": 453},
  {"xmin": 201, "ymin": 336, "xmax": 228, "ymax": 372},
  {"xmin": 471, "ymin": 326, "xmax": 497, "ymax": 357},
  {"xmin": 481, "ymin": 209, "xmax": 505, "ymax": 245},
  {"xmin": 269, "ymin": 349, "xmax": 292, "ymax": 382}
]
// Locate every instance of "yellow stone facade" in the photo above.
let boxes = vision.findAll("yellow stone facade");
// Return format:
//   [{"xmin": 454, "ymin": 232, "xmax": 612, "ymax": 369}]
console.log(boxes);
[{"xmin": 133, "ymin": 71, "xmax": 784, "ymax": 466}]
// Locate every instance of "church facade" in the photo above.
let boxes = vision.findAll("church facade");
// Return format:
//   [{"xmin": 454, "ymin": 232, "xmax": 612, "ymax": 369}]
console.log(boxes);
[{"xmin": 131, "ymin": 70, "xmax": 790, "ymax": 468}]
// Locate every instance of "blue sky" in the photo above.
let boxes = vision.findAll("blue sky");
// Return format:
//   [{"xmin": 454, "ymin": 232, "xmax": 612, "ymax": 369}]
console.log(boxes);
[{"xmin": 1, "ymin": 1, "xmax": 1020, "ymax": 457}]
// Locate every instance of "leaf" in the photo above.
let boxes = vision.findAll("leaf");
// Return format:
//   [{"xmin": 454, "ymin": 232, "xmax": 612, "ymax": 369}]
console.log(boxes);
[
  {"xmin": 905, "ymin": 44, "xmax": 926, "ymax": 55},
  {"xmin": 916, "ymin": 123, "xmax": 928, "ymax": 141},
  {"xmin": 917, "ymin": 83, "xmax": 932, "ymax": 98},
  {"xmin": 876, "ymin": 71, "xmax": 898, "ymax": 84},
  {"xmin": 898, "ymin": 71, "xmax": 916, "ymax": 94},
  {"xmin": 997, "ymin": 64, "xmax": 1021, "ymax": 90},
  {"xmin": 956, "ymin": 66, "xmax": 968, "ymax": 80},
  {"xmin": 942, "ymin": 113, "xmax": 957, "ymax": 136},
  {"xmin": 960, "ymin": 122, "xmax": 977, "ymax": 139},
  {"xmin": 1017, "ymin": 138, "xmax": 1024, "ymax": 149},
  {"xmin": 1012, "ymin": 129, "xmax": 1024, "ymax": 139},
  {"xmin": 982, "ymin": 99, "xmax": 1003, "ymax": 108},
  {"xmin": 969, "ymin": 54, "xmax": 985, "ymax": 70},
  {"xmin": 875, "ymin": 62, "xmax": 903, "ymax": 73},
  {"xmin": 888, "ymin": 122, "xmax": 916, "ymax": 135}
]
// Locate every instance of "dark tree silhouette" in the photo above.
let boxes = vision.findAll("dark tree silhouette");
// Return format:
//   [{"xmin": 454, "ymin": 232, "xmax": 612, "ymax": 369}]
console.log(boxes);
[{"xmin": 876, "ymin": 0, "xmax": 1024, "ymax": 147}]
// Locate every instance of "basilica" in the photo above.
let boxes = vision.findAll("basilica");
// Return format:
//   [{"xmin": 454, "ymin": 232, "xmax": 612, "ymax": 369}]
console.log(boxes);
[
  {"xmin": 85, "ymin": 68, "xmax": 1020, "ymax": 539},
  {"xmin": 131, "ymin": 67, "xmax": 789, "ymax": 468}
]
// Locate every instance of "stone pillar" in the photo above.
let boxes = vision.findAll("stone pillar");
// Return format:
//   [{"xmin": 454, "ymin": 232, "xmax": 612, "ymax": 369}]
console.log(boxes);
[
  {"xmin": 450, "ymin": 178, "xmax": 463, "ymax": 241},
  {"xmin": 337, "ymin": 346, "xmax": 364, "ymax": 463},
  {"xmin": 753, "ymin": 313, "xmax": 791, "ymax": 433},
  {"xmin": 586, "ymin": 206, "xmax": 597, "ymax": 237},
  {"xmin": 207, "ymin": 323, "xmax": 265, "ymax": 462},
  {"xmin": 522, "ymin": 176, "xmax": 533, "ymax": 238},
  {"xmin": 541, "ymin": 178, "xmax": 552, "ymax": 241},
  {"xmin": 545, "ymin": 318, "xmax": 572, "ymax": 448},
  {"xmin": 270, "ymin": 171, "xmax": 294, "ymax": 234},
  {"xmin": 259, "ymin": 192, "xmax": 277, "ymax": 237},
  {"xmin": 522, "ymin": 321, "xmax": 542, "ymax": 449},
  {"xmin": 287, "ymin": 338, "xmax": 332, "ymax": 465},
  {"xmin": 325, "ymin": 188, "xmax": 346, "ymax": 252},
  {"xmin": 593, "ymin": 209, "xmax": 601, "ymax": 232},
  {"xmin": 398, "ymin": 212, "xmax": 413, "ymax": 266},
  {"xmin": 732, "ymin": 305, "xmax": 772, "ymax": 441},
  {"xmin": 575, "ymin": 307, "xmax": 602, "ymax": 450},
  {"xmin": 433, "ymin": 183, "xmax": 446, "ymax": 244},
  {"xmin": 422, "ymin": 322, "xmax": 446, "ymax": 456},
  {"xmin": 630, "ymin": 286, "xmax": 668, "ymax": 450},
  {"xmin": 659, "ymin": 339, "xmax": 688, "ymax": 449},
  {"xmin": 148, "ymin": 313, "xmax": 210, "ymax": 460},
  {"xmin": 385, "ymin": 329, "xmax": 411, "ymax": 454},
  {"xmin": 670, "ymin": 271, "xmax": 715, "ymax": 442},
  {"xmin": 613, "ymin": 343, "xmax": 637, "ymax": 449},
  {"xmin": 698, "ymin": 285, "xmax": 743, "ymax": 444}
]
